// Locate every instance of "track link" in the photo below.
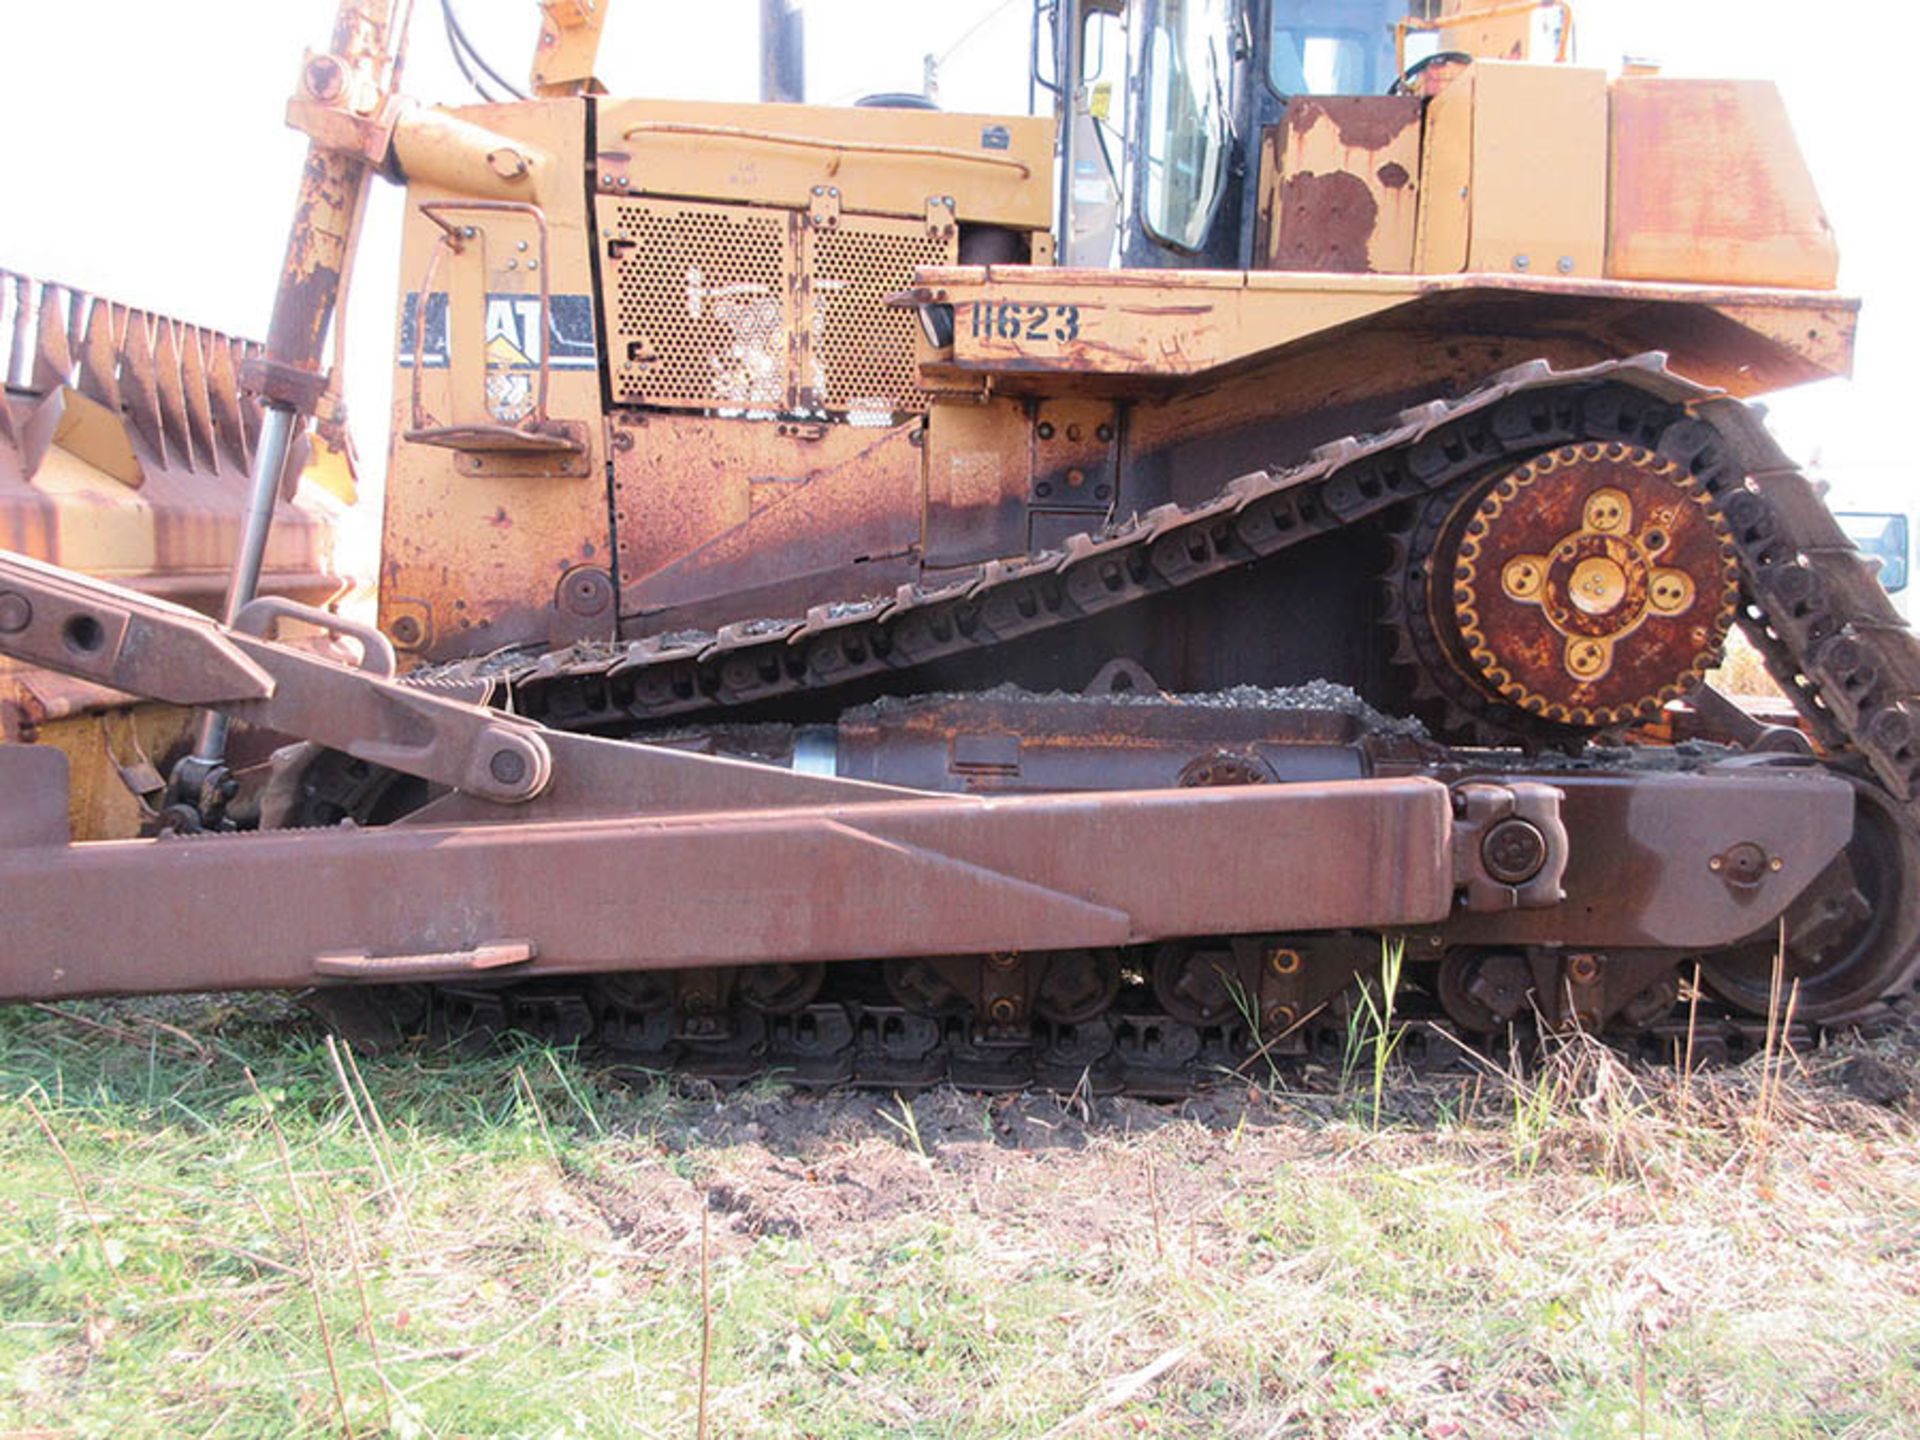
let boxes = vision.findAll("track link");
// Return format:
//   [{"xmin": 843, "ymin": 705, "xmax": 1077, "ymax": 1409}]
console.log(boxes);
[{"xmin": 394, "ymin": 979, "xmax": 1817, "ymax": 1097}]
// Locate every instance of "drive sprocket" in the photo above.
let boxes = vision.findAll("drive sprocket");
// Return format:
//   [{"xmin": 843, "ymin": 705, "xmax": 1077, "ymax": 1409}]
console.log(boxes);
[{"xmin": 1387, "ymin": 441, "xmax": 1739, "ymax": 741}]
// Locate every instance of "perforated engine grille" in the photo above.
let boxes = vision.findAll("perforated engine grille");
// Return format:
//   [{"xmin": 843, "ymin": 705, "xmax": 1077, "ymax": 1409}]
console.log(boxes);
[
  {"xmin": 810, "ymin": 223, "xmax": 955, "ymax": 417},
  {"xmin": 607, "ymin": 201, "xmax": 792, "ymax": 410},
  {"xmin": 601, "ymin": 199, "xmax": 955, "ymax": 419}
]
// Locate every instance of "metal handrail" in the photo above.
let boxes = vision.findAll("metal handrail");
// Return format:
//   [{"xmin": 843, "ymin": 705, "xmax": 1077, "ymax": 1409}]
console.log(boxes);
[{"xmin": 406, "ymin": 199, "xmax": 554, "ymax": 434}]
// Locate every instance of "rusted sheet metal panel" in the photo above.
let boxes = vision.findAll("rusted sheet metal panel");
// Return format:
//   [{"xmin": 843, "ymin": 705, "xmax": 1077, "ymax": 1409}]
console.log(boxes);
[
  {"xmin": 924, "ymin": 396, "xmax": 1031, "ymax": 568},
  {"xmin": 907, "ymin": 265, "xmax": 1857, "ymax": 397},
  {"xmin": 613, "ymin": 413, "xmax": 921, "ymax": 626},
  {"xmin": 1608, "ymin": 79, "xmax": 1839, "ymax": 290},
  {"xmin": 379, "ymin": 100, "xmax": 611, "ymax": 660},
  {"xmin": 1257, "ymin": 98, "xmax": 1422, "ymax": 274},
  {"xmin": 0, "ymin": 746, "xmax": 70, "ymax": 850},
  {"xmin": 0, "ymin": 767, "xmax": 1456, "ymax": 999}
]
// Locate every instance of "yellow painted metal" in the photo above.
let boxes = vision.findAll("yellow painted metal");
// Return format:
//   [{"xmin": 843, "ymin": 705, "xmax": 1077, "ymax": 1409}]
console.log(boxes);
[
  {"xmin": 1607, "ymin": 79, "xmax": 1838, "ymax": 291},
  {"xmin": 28, "ymin": 705, "xmax": 187, "ymax": 841},
  {"xmin": 379, "ymin": 99, "xmax": 611, "ymax": 660},
  {"xmin": 390, "ymin": 105, "xmax": 555, "ymax": 203},
  {"xmin": 922, "ymin": 395, "xmax": 1031, "ymax": 568},
  {"xmin": 1471, "ymin": 63, "xmax": 1607, "ymax": 278},
  {"xmin": 444, "ymin": 215, "xmax": 491, "ymax": 427},
  {"xmin": 1417, "ymin": 76, "xmax": 1473, "ymax": 274},
  {"xmin": 909, "ymin": 265, "xmax": 1856, "ymax": 392},
  {"xmin": 531, "ymin": 0, "xmax": 608, "ymax": 97},
  {"xmin": 42, "ymin": 389, "xmax": 142, "ymax": 489},
  {"xmin": 924, "ymin": 269, "xmax": 1422, "ymax": 381},
  {"xmin": 595, "ymin": 99, "xmax": 1053, "ymax": 228},
  {"xmin": 1400, "ymin": 0, "xmax": 1574, "ymax": 68},
  {"xmin": 26, "ymin": 447, "xmax": 161, "ymax": 576},
  {"xmin": 1414, "ymin": 61, "xmax": 1607, "ymax": 280},
  {"xmin": 303, "ymin": 429, "xmax": 358, "ymax": 507}
]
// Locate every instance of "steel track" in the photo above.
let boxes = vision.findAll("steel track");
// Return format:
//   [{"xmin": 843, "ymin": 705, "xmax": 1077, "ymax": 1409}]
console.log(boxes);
[{"xmin": 409, "ymin": 972, "xmax": 1817, "ymax": 1096}]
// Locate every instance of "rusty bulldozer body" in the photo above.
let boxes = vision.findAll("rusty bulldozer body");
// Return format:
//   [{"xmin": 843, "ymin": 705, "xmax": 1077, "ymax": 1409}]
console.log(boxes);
[{"xmin": 1, "ymin": 0, "xmax": 1914, "ymax": 1092}]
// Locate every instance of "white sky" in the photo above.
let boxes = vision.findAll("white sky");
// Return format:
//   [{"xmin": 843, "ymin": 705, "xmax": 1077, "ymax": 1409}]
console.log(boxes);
[{"xmin": 1, "ymin": 1, "xmax": 1911, "ymax": 517}]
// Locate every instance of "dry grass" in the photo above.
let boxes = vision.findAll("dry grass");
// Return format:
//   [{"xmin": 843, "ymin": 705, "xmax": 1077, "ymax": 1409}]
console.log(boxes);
[
  {"xmin": 3, "ymin": 994, "xmax": 1917, "ymax": 1436},
  {"xmin": 1705, "ymin": 627, "xmax": 1786, "ymax": 701}
]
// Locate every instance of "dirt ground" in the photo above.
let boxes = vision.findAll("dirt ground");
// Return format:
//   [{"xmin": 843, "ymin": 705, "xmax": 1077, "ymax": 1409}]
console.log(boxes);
[{"xmin": 4, "ymin": 995, "xmax": 1919, "ymax": 1436}]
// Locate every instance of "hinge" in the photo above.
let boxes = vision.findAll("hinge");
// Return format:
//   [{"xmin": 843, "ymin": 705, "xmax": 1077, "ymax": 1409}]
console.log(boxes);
[{"xmin": 925, "ymin": 194, "xmax": 958, "ymax": 242}]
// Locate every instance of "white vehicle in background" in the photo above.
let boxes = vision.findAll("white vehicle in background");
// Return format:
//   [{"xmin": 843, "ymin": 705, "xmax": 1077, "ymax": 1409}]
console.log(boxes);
[{"xmin": 1826, "ymin": 478, "xmax": 1912, "ymax": 620}]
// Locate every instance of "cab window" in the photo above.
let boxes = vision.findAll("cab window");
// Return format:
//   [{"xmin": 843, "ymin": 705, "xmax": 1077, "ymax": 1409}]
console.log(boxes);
[
  {"xmin": 1141, "ymin": 0, "xmax": 1233, "ymax": 251},
  {"xmin": 1268, "ymin": 1, "xmax": 1399, "ymax": 96}
]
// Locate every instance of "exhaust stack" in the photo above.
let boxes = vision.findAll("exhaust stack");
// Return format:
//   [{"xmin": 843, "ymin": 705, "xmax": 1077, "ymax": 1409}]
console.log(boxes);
[{"xmin": 760, "ymin": 0, "xmax": 804, "ymax": 104}]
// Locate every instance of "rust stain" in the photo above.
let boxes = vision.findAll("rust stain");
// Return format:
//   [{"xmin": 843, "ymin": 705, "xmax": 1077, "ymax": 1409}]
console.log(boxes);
[
  {"xmin": 1289, "ymin": 96, "xmax": 1420, "ymax": 154},
  {"xmin": 1271, "ymin": 171, "xmax": 1379, "ymax": 273},
  {"xmin": 1377, "ymin": 161, "xmax": 1411, "ymax": 190}
]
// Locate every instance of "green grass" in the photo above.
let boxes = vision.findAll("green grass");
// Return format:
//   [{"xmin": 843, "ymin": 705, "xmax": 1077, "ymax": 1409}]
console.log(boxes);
[{"xmin": 3, "ymin": 994, "xmax": 1918, "ymax": 1437}]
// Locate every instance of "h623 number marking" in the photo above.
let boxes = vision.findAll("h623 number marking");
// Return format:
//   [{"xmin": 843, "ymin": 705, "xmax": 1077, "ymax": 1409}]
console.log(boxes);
[{"xmin": 967, "ymin": 301, "xmax": 1081, "ymax": 344}]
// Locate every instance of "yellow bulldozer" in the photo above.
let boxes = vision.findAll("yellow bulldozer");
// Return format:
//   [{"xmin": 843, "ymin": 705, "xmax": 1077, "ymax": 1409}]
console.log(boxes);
[{"xmin": 0, "ymin": 0, "xmax": 1909, "ymax": 1091}]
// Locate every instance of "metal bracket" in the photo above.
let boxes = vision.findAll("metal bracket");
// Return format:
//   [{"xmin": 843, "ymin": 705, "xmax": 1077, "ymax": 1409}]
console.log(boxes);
[
  {"xmin": 441, "ymin": 421, "xmax": 595, "ymax": 478},
  {"xmin": 808, "ymin": 186, "xmax": 842, "ymax": 229},
  {"xmin": 1451, "ymin": 780, "xmax": 1568, "ymax": 912},
  {"xmin": 0, "ymin": 551, "xmax": 550, "ymax": 806},
  {"xmin": 594, "ymin": 151, "xmax": 633, "ymax": 195},
  {"xmin": 284, "ymin": 51, "xmax": 402, "ymax": 165},
  {"xmin": 925, "ymin": 194, "xmax": 958, "ymax": 242}
]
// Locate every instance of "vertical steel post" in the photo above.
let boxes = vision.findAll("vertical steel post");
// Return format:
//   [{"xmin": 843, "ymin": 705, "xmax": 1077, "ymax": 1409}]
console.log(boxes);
[
  {"xmin": 1054, "ymin": 0, "xmax": 1084, "ymax": 256},
  {"xmin": 177, "ymin": 0, "xmax": 409, "ymax": 812}
]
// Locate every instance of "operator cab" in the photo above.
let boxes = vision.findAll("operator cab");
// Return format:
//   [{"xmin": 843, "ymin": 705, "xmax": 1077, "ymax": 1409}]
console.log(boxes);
[{"xmin": 1046, "ymin": 0, "xmax": 1559, "ymax": 269}]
